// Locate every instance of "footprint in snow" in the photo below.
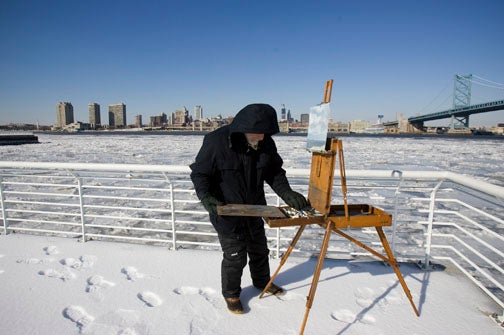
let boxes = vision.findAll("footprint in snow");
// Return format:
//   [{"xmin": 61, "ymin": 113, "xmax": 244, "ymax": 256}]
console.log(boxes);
[
  {"xmin": 173, "ymin": 287, "xmax": 222, "ymax": 331},
  {"xmin": 86, "ymin": 275, "xmax": 116, "ymax": 293},
  {"xmin": 63, "ymin": 305, "xmax": 94, "ymax": 331},
  {"xmin": 331, "ymin": 309, "xmax": 356, "ymax": 323},
  {"xmin": 84, "ymin": 309, "xmax": 150, "ymax": 335},
  {"xmin": 80, "ymin": 255, "xmax": 97, "ymax": 268},
  {"xmin": 173, "ymin": 286, "xmax": 217, "ymax": 299},
  {"xmin": 17, "ymin": 257, "xmax": 55, "ymax": 265},
  {"xmin": 60, "ymin": 258, "xmax": 82, "ymax": 269},
  {"xmin": 60, "ymin": 255, "xmax": 97, "ymax": 269},
  {"xmin": 380, "ymin": 291, "xmax": 403, "ymax": 306},
  {"xmin": 38, "ymin": 268, "xmax": 76, "ymax": 281},
  {"xmin": 121, "ymin": 266, "xmax": 145, "ymax": 281},
  {"xmin": 137, "ymin": 291, "xmax": 162, "ymax": 307},
  {"xmin": 354, "ymin": 287, "xmax": 375, "ymax": 307},
  {"xmin": 173, "ymin": 286, "xmax": 219, "ymax": 307},
  {"xmin": 277, "ymin": 291, "xmax": 303, "ymax": 302},
  {"xmin": 43, "ymin": 246, "xmax": 59, "ymax": 255},
  {"xmin": 173, "ymin": 286, "xmax": 200, "ymax": 295},
  {"xmin": 331, "ymin": 309, "xmax": 376, "ymax": 325}
]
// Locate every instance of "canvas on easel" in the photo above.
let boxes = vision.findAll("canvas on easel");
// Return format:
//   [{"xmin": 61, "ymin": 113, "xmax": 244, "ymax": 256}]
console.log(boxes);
[{"xmin": 306, "ymin": 103, "xmax": 330, "ymax": 152}]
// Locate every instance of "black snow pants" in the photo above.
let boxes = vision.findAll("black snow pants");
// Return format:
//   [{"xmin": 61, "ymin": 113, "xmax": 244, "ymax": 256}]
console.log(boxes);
[{"xmin": 217, "ymin": 222, "xmax": 271, "ymax": 298}]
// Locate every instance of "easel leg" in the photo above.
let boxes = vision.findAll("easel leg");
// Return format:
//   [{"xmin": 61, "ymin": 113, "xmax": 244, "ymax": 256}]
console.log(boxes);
[
  {"xmin": 332, "ymin": 226, "xmax": 420, "ymax": 317},
  {"xmin": 299, "ymin": 222, "xmax": 334, "ymax": 335},
  {"xmin": 260, "ymin": 225, "xmax": 307, "ymax": 299},
  {"xmin": 376, "ymin": 227, "xmax": 420, "ymax": 317}
]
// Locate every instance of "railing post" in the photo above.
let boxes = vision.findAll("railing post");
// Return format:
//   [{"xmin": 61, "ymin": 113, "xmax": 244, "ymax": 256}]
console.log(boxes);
[
  {"xmin": 275, "ymin": 194, "xmax": 282, "ymax": 258},
  {"xmin": 169, "ymin": 181, "xmax": 176, "ymax": 250},
  {"xmin": 391, "ymin": 170, "xmax": 403, "ymax": 257},
  {"xmin": 76, "ymin": 177, "xmax": 86, "ymax": 242},
  {"xmin": 0, "ymin": 176, "xmax": 9, "ymax": 235},
  {"xmin": 423, "ymin": 180, "xmax": 445, "ymax": 269},
  {"xmin": 163, "ymin": 173, "xmax": 176, "ymax": 250}
]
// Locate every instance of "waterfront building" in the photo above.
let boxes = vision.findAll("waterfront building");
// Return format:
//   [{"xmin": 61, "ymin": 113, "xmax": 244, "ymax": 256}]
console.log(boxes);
[
  {"xmin": 280, "ymin": 104, "xmax": 287, "ymax": 121},
  {"xmin": 300, "ymin": 113, "xmax": 309, "ymax": 125},
  {"xmin": 194, "ymin": 105, "xmax": 203, "ymax": 121},
  {"xmin": 109, "ymin": 103, "xmax": 127, "ymax": 127},
  {"xmin": 287, "ymin": 109, "xmax": 293, "ymax": 122},
  {"xmin": 149, "ymin": 113, "xmax": 167, "ymax": 127},
  {"xmin": 88, "ymin": 103, "xmax": 101, "ymax": 129},
  {"xmin": 330, "ymin": 121, "xmax": 350, "ymax": 133},
  {"xmin": 350, "ymin": 119, "xmax": 371, "ymax": 133},
  {"xmin": 173, "ymin": 107, "xmax": 189, "ymax": 125},
  {"xmin": 134, "ymin": 115, "xmax": 142, "ymax": 128},
  {"xmin": 56, "ymin": 102, "xmax": 74, "ymax": 128}
]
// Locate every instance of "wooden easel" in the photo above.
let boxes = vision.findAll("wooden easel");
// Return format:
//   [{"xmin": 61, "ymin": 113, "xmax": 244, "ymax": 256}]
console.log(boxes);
[{"xmin": 260, "ymin": 81, "xmax": 419, "ymax": 335}]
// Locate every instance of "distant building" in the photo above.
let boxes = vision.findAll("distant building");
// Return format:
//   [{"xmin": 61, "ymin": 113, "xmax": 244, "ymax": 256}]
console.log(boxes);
[
  {"xmin": 350, "ymin": 120, "xmax": 371, "ymax": 133},
  {"xmin": 56, "ymin": 102, "xmax": 74, "ymax": 128},
  {"xmin": 300, "ymin": 113, "xmax": 309, "ymax": 125},
  {"xmin": 109, "ymin": 103, "xmax": 126, "ymax": 127},
  {"xmin": 62, "ymin": 121, "xmax": 91, "ymax": 132},
  {"xmin": 134, "ymin": 115, "xmax": 142, "ymax": 128},
  {"xmin": 149, "ymin": 113, "xmax": 167, "ymax": 127},
  {"xmin": 280, "ymin": 104, "xmax": 287, "ymax": 121},
  {"xmin": 194, "ymin": 105, "xmax": 203, "ymax": 121},
  {"xmin": 287, "ymin": 109, "xmax": 293, "ymax": 122},
  {"xmin": 88, "ymin": 103, "xmax": 101, "ymax": 129},
  {"xmin": 173, "ymin": 107, "xmax": 189, "ymax": 125},
  {"xmin": 330, "ymin": 122, "xmax": 350, "ymax": 133}
]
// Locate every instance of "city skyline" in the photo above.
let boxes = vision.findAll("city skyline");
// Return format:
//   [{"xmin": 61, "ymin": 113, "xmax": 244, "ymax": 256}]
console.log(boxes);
[{"xmin": 1, "ymin": 1, "xmax": 503, "ymax": 127}]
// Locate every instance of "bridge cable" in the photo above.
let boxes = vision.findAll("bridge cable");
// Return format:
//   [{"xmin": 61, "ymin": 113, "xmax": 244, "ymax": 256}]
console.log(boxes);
[
  {"xmin": 470, "ymin": 75, "xmax": 504, "ymax": 90},
  {"xmin": 417, "ymin": 80, "xmax": 452, "ymax": 114}
]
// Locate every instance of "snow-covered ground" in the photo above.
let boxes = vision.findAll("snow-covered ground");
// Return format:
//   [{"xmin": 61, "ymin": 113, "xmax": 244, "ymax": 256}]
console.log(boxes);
[
  {"xmin": 1, "ymin": 233, "xmax": 502, "ymax": 335},
  {"xmin": 1, "ymin": 133, "xmax": 503, "ymax": 334}
]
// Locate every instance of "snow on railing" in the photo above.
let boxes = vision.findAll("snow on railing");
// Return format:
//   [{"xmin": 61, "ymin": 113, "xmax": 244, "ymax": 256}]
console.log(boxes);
[{"xmin": 0, "ymin": 161, "xmax": 503, "ymax": 309}]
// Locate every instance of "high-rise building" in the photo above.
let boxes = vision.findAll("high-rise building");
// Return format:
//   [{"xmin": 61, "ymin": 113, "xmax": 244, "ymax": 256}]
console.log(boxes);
[
  {"xmin": 280, "ymin": 104, "xmax": 287, "ymax": 121},
  {"xmin": 174, "ymin": 107, "xmax": 189, "ymax": 125},
  {"xmin": 134, "ymin": 115, "xmax": 142, "ymax": 128},
  {"xmin": 56, "ymin": 102, "xmax": 74, "ymax": 128},
  {"xmin": 194, "ymin": 105, "xmax": 203, "ymax": 120},
  {"xmin": 150, "ymin": 113, "xmax": 167, "ymax": 127},
  {"xmin": 108, "ymin": 103, "xmax": 127, "ymax": 127},
  {"xmin": 300, "ymin": 113, "xmax": 309, "ymax": 125},
  {"xmin": 88, "ymin": 103, "xmax": 101, "ymax": 129}
]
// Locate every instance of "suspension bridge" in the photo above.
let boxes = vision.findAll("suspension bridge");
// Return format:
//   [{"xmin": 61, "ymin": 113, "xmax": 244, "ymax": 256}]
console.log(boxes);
[{"xmin": 384, "ymin": 74, "xmax": 504, "ymax": 132}]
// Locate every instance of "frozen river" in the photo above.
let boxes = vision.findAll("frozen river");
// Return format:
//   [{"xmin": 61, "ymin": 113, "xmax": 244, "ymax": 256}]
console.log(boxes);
[{"xmin": 1, "ymin": 132, "xmax": 503, "ymax": 186}]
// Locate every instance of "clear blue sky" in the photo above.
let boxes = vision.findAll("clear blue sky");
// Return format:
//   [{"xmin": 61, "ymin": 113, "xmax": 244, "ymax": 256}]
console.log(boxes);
[{"xmin": 1, "ymin": 0, "xmax": 503, "ymax": 126}]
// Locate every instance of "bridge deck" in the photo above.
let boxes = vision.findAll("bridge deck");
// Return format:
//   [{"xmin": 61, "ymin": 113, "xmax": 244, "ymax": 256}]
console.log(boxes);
[{"xmin": 408, "ymin": 99, "xmax": 504, "ymax": 123}]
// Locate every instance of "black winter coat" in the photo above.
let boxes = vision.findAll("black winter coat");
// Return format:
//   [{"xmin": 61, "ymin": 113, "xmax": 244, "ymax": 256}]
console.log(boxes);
[{"xmin": 189, "ymin": 104, "xmax": 293, "ymax": 236}]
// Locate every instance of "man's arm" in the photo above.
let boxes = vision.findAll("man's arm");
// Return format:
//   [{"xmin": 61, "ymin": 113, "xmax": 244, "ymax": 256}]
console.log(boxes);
[
  {"xmin": 190, "ymin": 135, "xmax": 215, "ymax": 200},
  {"xmin": 189, "ymin": 135, "xmax": 224, "ymax": 214},
  {"xmin": 265, "ymin": 152, "xmax": 308, "ymax": 210}
]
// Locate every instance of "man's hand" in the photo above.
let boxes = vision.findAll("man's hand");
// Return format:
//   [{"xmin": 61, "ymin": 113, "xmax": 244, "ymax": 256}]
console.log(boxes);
[
  {"xmin": 201, "ymin": 194, "xmax": 224, "ymax": 215},
  {"xmin": 281, "ymin": 190, "xmax": 308, "ymax": 210}
]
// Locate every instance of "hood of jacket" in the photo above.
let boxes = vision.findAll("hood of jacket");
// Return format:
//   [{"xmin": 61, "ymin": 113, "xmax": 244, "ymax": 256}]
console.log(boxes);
[{"xmin": 229, "ymin": 103, "xmax": 280, "ymax": 135}]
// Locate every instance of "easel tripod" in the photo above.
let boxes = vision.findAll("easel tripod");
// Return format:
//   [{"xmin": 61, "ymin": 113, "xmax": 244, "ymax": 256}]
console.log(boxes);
[{"xmin": 260, "ymin": 83, "xmax": 419, "ymax": 334}]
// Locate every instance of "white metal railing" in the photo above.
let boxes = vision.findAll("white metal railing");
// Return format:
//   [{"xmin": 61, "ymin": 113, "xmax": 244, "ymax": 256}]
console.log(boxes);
[{"xmin": 0, "ymin": 161, "xmax": 503, "ymax": 310}]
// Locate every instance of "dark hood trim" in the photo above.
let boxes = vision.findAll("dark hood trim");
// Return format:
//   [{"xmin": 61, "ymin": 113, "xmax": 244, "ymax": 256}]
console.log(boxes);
[{"xmin": 229, "ymin": 103, "xmax": 280, "ymax": 135}]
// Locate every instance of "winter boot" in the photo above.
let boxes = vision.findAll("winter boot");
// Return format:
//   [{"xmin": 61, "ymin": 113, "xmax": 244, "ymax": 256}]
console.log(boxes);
[{"xmin": 225, "ymin": 297, "xmax": 244, "ymax": 314}]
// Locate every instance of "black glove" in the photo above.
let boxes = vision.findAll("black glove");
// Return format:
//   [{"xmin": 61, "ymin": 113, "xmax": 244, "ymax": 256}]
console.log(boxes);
[
  {"xmin": 281, "ymin": 190, "xmax": 308, "ymax": 210},
  {"xmin": 201, "ymin": 194, "xmax": 223, "ymax": 215}
]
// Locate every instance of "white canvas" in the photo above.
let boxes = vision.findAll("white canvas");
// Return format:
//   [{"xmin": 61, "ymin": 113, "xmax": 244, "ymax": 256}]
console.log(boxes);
[{"xmin": 306, "ymin": 103, "xmax": 330, "ymax": 152}]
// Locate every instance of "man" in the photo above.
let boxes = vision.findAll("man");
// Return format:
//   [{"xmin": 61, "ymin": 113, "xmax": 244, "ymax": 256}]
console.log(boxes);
[{"xmin": 190, "ymin": 103, "xmax": 308, "ymax": 314}]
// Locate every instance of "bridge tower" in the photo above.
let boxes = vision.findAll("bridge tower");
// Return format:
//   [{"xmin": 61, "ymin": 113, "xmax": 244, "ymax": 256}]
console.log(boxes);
[{"xmin": 451, "ymin": 74, "xmax": 472, "ymax": 129}]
